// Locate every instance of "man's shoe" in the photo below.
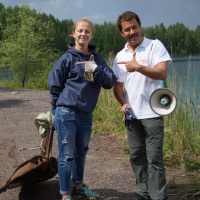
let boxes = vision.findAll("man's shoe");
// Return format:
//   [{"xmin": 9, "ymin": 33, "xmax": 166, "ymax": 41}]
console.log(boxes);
[{"xmin": 72, "ymin": 184, "xmax": 99, "ymax": 199}]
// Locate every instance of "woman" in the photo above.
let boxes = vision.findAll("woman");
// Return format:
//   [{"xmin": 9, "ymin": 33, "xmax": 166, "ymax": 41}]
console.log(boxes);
[{"xmin": 48, "ymin": 18, "xmax": 117, "ymax": 200}]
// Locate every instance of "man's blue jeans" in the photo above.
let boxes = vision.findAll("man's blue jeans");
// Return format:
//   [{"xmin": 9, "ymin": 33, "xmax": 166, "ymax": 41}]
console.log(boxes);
[
  {"xmin": 125, "ymin": 117, "xmax": 167, "ymax": 200},
  {"xmin": 55, "ymin": 106, "xmax": 93, "ymax": 195}
]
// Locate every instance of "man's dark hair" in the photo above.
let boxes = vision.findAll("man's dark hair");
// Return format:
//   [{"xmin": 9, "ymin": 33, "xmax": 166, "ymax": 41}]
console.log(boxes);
[{"xmin": 117, "ymin": 11, "xmax": 141, "ymax": 33}]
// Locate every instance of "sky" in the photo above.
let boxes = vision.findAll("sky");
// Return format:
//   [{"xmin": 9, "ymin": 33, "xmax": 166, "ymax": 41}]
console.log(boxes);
[{"xmin": 0, "ymin": 0, "xmax": 199, "ymax": 30}]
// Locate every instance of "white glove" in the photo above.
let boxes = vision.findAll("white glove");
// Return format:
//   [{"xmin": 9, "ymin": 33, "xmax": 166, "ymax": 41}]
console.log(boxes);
[{"xmin": 84, "ymin": 61, "xmax": 97, "ymax": 73}]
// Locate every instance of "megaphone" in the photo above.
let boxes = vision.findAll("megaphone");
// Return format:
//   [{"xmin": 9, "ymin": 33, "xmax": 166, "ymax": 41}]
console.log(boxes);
[{"xmin": 150, "ymin": 88, "xmax": 177, "ymax": 116}]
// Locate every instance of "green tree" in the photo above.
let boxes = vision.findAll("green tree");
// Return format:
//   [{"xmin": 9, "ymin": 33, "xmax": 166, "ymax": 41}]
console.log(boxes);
[
  {"xmin": 0, "ymin": 3, "xmax": 57, "ymax": 87},
  {"xmin": 166, "ymin": 23, "xmax": 190, "ymax": 55},
  {"xmin": 195, "ymin": 25, "xmax": 200, "ymax": 53},
  {"xmin": 0, "ymin": 3, "xmax": 6, "ymax": 41}
]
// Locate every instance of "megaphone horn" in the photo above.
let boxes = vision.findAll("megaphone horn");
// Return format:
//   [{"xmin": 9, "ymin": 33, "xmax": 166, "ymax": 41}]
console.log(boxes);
[{"xmin": 149, "ymin": 88, "xmax": 177, "ymax": 116}]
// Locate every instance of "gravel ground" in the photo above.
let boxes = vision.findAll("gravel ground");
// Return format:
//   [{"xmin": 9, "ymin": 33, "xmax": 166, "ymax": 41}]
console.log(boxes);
[{"xmin": 0, "ymin": 86, "xmax": 198, "ymax": 200}]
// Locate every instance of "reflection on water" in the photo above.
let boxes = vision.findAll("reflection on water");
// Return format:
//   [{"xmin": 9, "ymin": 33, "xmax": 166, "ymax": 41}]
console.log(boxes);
[
  {"xmin": 0, "ymin": 67, "xmax": 13, "ymax": 80},
  {"xmin": 168, "ymin": 55, "xmax": 200, "ymax": 104}
]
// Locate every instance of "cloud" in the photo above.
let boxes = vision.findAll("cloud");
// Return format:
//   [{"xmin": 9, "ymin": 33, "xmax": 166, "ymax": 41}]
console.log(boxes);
[
  {"xmin": 90, "ymin": 13, "xmax": 106, "ymax": 20},
  {"xmin": 49, "ymin": 0, "xmax": 68, "ymax": 8},
  {"xmin": 74, "ymin": 0, "xmax": 84, "ymax": 9},
  {"xmin": 49, "ymin": 0, "xmax": 65, "ymax": 8}
]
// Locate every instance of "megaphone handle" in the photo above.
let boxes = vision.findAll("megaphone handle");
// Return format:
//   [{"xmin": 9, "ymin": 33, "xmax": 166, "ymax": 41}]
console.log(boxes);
[{"xmin": 164, "ymin": 80, "xmax": 168, "ymax": 88}]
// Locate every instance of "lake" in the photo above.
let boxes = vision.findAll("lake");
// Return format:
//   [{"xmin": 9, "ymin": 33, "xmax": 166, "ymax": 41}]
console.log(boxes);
[
  {"xmin": 168, "ymin": 55, "xmax": 200, "ymax": 104},
  {"xmin": 0, "ymin": 67, "xmax": 13, "ymax": 80}
]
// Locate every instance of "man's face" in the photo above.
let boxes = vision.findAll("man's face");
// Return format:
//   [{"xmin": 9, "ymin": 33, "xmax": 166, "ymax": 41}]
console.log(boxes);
[{"xmin": 120, "ymin": 18, "xmax": 143, "ymax": 48}]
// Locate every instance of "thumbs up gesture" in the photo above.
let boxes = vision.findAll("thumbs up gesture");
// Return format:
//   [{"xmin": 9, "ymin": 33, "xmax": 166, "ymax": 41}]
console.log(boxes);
[
  {"xmin": 84, "ymin": 55, "xmax": 97, "ymax": 73},
  {"xmin": 84, "ymin": 62, "xmax": 97, "ymax": 73},
  {"xmin": 117, "ymin": 52, "xmax": 140, "ymax": 72},
  {"xmin": 76, "ymin": 55, "xmax": 97, "ymax": 73}
]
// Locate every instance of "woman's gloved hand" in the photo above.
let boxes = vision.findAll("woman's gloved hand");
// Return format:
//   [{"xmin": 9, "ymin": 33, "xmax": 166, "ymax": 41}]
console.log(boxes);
[{"xmin": 84, "ymin": 61, "xmax": 97, "ymax": 73}]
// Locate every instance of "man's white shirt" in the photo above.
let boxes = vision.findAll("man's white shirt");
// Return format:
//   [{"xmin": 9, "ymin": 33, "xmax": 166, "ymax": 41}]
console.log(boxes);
[{"xmin": 112, "ymin": 37, "xmax": 172, "ymax": 119}]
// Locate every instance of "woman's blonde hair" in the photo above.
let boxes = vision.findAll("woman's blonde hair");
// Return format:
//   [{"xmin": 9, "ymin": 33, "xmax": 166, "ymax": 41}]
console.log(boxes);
[{"xmin": 71, "ymin": 18, "xmax": 95, "ymax": 36}]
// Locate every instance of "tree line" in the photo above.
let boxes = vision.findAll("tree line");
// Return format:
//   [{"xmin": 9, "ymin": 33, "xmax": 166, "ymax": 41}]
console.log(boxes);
[{"xmin": 0, "ymin": 3, "xmax": 200, "ymax": 88}]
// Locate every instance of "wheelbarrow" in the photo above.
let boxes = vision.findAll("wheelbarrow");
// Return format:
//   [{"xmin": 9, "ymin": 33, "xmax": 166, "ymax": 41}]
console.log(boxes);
[{"xmin": 0, "ymin": 123, "xmax": 58, "ymax": 193}]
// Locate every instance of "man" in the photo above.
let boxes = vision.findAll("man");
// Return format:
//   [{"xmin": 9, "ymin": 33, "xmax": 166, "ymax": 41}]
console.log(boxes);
[{"xmin": 112, "ymin": 11, "xmax": 171, "ymax": 200}]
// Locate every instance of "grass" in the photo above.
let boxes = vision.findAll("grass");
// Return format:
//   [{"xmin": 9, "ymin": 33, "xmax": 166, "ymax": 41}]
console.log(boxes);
[
  {"xmin": 94, "ymin": 76, "xmax": 200, "ymax": 199},
  {"xmin": 93, "ymin": 89, "xmax": 126, "ymax": 139},
  {"xmin": 164, "ymin": 63, "xmax": 200, "ymax": 168},
  {"xmin": 93, "ymin": 76, "xmax": 200, "ymax": 167}
]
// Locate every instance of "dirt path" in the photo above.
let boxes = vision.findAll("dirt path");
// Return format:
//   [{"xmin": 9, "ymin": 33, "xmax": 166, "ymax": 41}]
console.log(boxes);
[{"xmin": 0, "ymin": 86, "xmax": 195, "ymax": 200}]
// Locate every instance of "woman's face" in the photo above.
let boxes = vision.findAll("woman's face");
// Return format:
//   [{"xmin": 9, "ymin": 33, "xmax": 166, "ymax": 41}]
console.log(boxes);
[{"xmin": 73, "ymin": 21, "xmax": 93, "ymax": 47}]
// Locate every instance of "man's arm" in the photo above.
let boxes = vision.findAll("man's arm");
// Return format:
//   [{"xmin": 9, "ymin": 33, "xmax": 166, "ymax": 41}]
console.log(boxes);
[
  {"xmin": 113, "ymin": 82, "xmax": 130, "ymax": 114},
  {"xmin": 132, "ymin": 61, "xmax": 167, "ymax": 80},
  {"xmin": 117, "ymin": 52, "xmax": 168, "ymax": 80}
]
